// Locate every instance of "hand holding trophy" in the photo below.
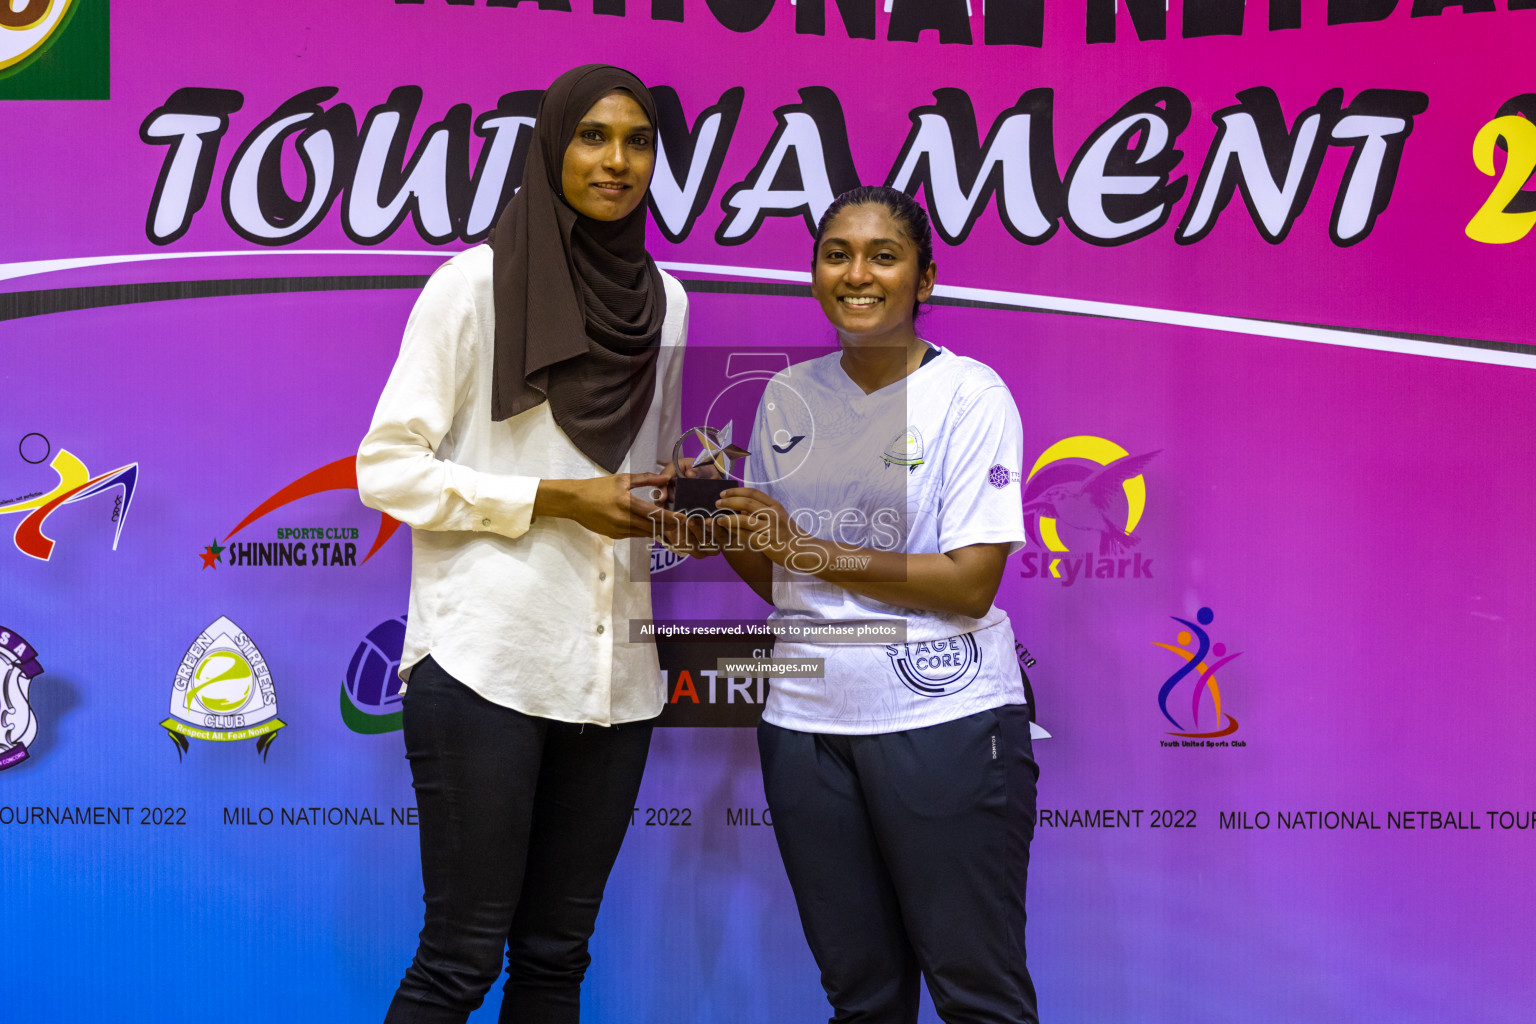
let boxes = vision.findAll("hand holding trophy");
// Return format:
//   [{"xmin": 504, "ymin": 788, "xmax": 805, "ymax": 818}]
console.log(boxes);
[{"xmin": 668, "ymin": 422, "xmax": 750, "ymax": 517}]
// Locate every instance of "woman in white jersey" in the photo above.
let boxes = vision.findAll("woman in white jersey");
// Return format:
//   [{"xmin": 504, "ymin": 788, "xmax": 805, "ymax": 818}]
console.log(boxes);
[{"xmin": 718, "ymin": 186, "xmax": 1039, "ymax": 1024}]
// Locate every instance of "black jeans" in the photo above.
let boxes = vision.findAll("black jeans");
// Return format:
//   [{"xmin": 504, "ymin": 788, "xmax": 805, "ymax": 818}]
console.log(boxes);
[
  {"xmin": 759, "ymin": 706, "xmax": 1039, "ymax": 1024},
  {"xmin": 384, "ymin": 657, "xmax": 654, "ymax": 1024}
]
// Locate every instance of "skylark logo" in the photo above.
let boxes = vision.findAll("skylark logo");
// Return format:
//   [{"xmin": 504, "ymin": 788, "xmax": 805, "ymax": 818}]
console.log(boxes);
[
  {"xmin": 1018, "ymin": 435, "xmax": 1158, "ymax": 586},
  {"xmin": 341, "ymin": 616, "xmax": 406, "ymax": 735},
  {"xmin": 1, "ymin": 433, "xmax": 138, "ymax": 561},
  {"xmin": 198, "ymin": 457, "xmax": 402, "ymax": 570},
  {"xmin": 0, "ymin": 0, "xmax": 107, "ymax": 100},
  {"xmin": 0, "ymin": 627, "xmax": 43, "ymax": 771},
  {"xmin": 163, "ymin": 616, "xmax": 284, "ymax": 761},
  {"xmin": 1153, "ymin": 606, "xmax": 1245, "ymax": 745}
]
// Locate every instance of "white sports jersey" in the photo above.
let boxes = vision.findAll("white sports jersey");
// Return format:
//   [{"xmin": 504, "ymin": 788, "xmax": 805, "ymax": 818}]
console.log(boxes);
[{"xmin": 746, "ymin": 346, "xmax": 1029, "ymax": 734}]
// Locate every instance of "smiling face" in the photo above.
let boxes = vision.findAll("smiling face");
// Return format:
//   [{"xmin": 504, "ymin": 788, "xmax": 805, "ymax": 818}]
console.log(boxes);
[
  {"xmin": 560, "ymin": 89, "xmax": 656, "ymax": 222},
  {"xmin": 811, "ymin": 202, "xmax": 936, "ymax": 347}
]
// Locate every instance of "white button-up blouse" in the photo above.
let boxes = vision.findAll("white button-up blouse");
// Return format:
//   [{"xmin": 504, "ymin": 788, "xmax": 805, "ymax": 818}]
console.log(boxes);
[{"xmin": 357, "ymin": 244, "xmax": 688, "ymax": 725}]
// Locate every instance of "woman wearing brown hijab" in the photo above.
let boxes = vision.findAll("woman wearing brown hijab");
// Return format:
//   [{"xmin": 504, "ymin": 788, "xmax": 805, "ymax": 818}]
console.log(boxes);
[{"xmin": 358, "ymin": 65, "xmax": 690, "ymax": 1024}]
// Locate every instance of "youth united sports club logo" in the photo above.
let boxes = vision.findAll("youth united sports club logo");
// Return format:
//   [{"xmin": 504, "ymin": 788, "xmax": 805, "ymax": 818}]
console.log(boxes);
[
  {"xmin": 163, "ymin": 616, "xmax": 285, "ymax": 761},
  {"xmin": 1019, "ymin": 435, "xmax": 1158, "ymax": 587},
  {"xmin": 1153, "ymin": 606, "xmax": 1245, "ymax": 747}
]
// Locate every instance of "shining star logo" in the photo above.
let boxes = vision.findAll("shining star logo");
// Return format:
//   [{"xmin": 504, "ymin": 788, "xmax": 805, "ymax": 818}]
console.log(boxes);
[
  {"xmin": 1153, "ymin": 606, "xmax": 1246, "ymax": 747},
  {"xmin": 0, "ymin": 433, "xmax": 138, "ymax": 561},
  {"xmin": 1018, "ymin": 435, "xmax": 1158, "ymax": 586},
  {"xmin": 198, "ymin": 457, "xmax": 401, "ymax": 571}
]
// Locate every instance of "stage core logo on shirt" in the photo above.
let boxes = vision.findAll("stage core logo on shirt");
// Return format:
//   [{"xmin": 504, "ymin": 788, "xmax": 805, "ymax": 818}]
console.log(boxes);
[{"xmin": 885, "ymin": 634, "xmax": 981, "ymax": 697}]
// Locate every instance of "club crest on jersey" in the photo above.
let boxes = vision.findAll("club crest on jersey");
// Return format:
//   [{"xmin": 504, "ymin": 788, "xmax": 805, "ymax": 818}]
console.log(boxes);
[
  {"xmin": 881, "ymin": 427, "xmax": 924, "ymax": 471},
  {"xmin": 885, "ymin": 635, "xmax": 981, "ymax": 697}
]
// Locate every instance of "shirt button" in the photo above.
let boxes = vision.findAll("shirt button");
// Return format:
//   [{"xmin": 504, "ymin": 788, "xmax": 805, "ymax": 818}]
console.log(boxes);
[
  {"xmin": 596, "ymin": 624, "xmax": 605, "ymax": 635},
  {"xmin": 599, "ymin": 572, "xmax": 607, "ymax": 581},
  {"xmin": 481, "ymin": 517, "xmax": 491, "ymax": 526}
]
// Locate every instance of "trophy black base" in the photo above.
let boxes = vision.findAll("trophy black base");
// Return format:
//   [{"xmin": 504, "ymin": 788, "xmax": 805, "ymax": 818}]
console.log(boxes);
[{"xmin": 670, "ymin": 477, "xmax": 734, "ymax": 517}]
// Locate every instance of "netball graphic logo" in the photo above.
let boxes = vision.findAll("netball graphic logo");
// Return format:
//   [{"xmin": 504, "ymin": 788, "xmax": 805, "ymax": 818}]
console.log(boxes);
[
  {"xmin": 885, "ymin": 635, "xmax": 980, "ymax": 697},
  {"xmin": 163, "ymin": 616, "xmax": 285, "ymax": 760},
  {"xmin": 341, "ymin": 616, "xmax": 406, "ymax": 735},
  {"xmin": 0, "ymin": 627, "xmax": 43, "ymax": 771}
]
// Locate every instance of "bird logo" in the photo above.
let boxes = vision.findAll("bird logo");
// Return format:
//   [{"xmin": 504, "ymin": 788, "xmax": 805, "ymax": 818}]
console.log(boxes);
[{"xmin": 1021, "ymin": 437, "xmax": 1158, "ymax": 554}]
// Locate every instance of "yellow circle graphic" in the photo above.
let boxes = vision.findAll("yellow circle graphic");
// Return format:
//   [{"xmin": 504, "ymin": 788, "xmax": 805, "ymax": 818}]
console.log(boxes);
[
  {"xmin": 0, "ymin": 0, "xmax": 71, "ymax": 73},
  {"xmin": 1024, "ymin": 435, "xmax": 1148, "ymax": 553}
]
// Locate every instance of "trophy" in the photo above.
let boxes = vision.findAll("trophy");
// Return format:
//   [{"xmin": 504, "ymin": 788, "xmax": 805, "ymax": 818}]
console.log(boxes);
[{"xmin": 669, "ymin": 423, "xmax": 749, "ymax": 517}]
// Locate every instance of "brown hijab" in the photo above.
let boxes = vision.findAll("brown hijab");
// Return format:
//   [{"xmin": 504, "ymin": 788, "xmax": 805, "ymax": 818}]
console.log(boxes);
[{"xmin": 488, "ymin": 64, "xmax": 666, "ymax": 473}]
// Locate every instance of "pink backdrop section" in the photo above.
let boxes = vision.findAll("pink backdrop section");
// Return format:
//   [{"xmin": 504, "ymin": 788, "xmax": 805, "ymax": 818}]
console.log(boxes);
[{"xmin": 2, "ymin": 3, "xmax": 1533, "ymax": 341}]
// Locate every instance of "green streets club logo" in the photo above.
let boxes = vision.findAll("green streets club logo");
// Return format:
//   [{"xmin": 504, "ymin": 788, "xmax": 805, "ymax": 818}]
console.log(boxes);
[
  {"xmin": 163, "ymin": 616, "xmax": 284, "ymax": 760},
  {"xmin": 1019, "ymin": 435, "xmax": 1158, "ymax": 586},
  {"xmin": 198, "ymin": 457, "xmax": 402, "ymax": 571},
  {"xmin": 1, "ymin": 627, "xmax": 43, "ymax": 771},
  {"xmin": 0, "ymin": 0, "xmax": 108, "ymax": 100},
  {"xmin": 1, "ymin": 433, "xmax": 138, "ymax": 561},
  {"xmin": 881, "ymin": 427, "xmax": 924, "ymax": 471}
]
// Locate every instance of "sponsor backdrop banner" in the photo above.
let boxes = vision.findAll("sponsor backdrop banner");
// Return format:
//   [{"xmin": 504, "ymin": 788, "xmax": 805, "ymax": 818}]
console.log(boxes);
[{"xmin": 3, "ymin": 1, "xmax": 1534, "ymax": 1021}]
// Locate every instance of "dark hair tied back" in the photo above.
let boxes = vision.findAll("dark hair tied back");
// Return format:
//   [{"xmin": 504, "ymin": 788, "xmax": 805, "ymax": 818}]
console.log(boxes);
[{"xmin": 812, "ymin": 186, "xmax": 935, "ymax": 317}]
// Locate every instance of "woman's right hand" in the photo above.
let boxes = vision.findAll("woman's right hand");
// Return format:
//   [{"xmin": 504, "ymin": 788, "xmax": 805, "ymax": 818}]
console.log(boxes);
[{"xmin": 534, "ymin": 473, "xmax": 673, "ymax": 540}]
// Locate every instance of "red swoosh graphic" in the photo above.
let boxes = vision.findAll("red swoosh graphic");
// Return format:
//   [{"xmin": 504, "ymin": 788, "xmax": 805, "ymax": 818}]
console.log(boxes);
[{"xmin": 223, "ymin": 456, "xmax": 402, "ymax": 564}]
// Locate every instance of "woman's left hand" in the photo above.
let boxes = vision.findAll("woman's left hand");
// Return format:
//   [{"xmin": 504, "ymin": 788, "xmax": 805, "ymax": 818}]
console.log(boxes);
[{"xmin": 715, "ymin": 487, "xmax": 804, "ymax": 567}]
